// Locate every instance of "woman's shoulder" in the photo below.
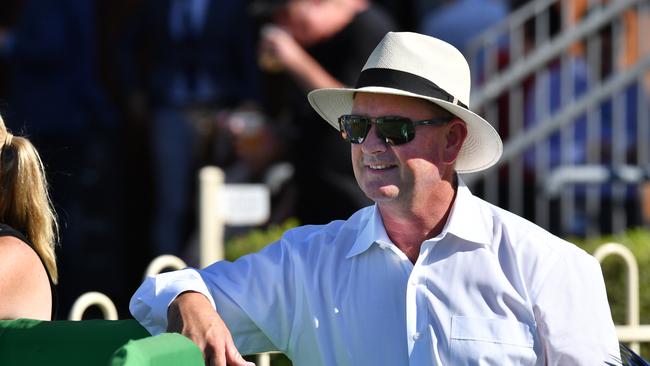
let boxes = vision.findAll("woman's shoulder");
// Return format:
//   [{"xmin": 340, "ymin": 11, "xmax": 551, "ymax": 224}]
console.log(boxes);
[
  {"xmin": 0, "ymin": 224, "xmax": 47, "ymax": 284},
  {"xmin": 0, "ymin": 234, "xmax": 43, "ymax": 271},
  {"xmin": 0, "ymin": 235, "xmax": 51, "ymax": 320}
]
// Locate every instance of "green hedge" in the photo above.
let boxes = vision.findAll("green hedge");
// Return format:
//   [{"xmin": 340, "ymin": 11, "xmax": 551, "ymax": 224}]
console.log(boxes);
[
  {"xmin": 572, "ymin": 227, "xmax": 650, "ymax": 358},
  {"xmin": 225, "ymin": 219, "xmax": 300, "ymax": 262}
]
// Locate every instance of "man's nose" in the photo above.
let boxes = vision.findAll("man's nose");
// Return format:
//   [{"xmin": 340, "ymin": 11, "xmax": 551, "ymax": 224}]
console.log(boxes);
[{"xmin": 361, "ymin": 124, "xmax": 387, "ymax": 154}]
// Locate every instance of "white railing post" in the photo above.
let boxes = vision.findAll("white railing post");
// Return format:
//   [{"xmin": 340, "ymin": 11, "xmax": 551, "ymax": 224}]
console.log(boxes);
[
  {"xmin": 200, "ymin": 166, "xmax": 226, "ymax": 268},
  {"xmin": 68, "ymin": 291, "xmax": 119, "ymax": 320},
  {"xmin": 257, "ymin": 353, "xmax": 271, "ymax": 366},
  {"xmin": 593, "ymin": 242, "xmax": 641, "ymax": 353},
  {"xmin": 199, "ymin": 166, "xmax": 274, "ymax": 364}
]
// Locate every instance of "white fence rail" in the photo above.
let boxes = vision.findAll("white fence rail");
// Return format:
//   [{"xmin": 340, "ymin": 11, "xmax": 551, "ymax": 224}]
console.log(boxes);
[
  {"xmin": 144, "ymin": 254, "xmax": 188, "ymax": 278},
  {"xmin": 68, "ymin": 291, "xmax": 119, "ymax": 321}
]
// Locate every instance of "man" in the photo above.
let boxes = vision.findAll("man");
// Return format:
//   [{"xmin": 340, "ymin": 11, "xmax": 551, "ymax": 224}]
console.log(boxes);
[{"xmin": 131, "ymin": 32, "xmax": 619, "ymax": 365}]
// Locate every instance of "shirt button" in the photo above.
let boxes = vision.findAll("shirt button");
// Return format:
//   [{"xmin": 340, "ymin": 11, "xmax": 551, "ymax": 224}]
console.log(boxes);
[
  {"xmin": 412, "ymin": 332, "xmax": 421, "ymax": 341},
  {"xmin": 410, "ymin": 279, "xmax": 418, "ymax": 286}
]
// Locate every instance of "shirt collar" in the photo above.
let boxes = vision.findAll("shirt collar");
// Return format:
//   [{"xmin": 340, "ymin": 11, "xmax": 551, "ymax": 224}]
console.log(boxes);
[
  {"xmin": 346, "ymin": 205, "xmax": 391, "ymax": 259},
  {"xmin": 440, "ymin": 176, "xmax": 492, "ymax": 246},
  {"xmin": 345, "ymin": 176, "xmax": 492, "ymax": 259}
]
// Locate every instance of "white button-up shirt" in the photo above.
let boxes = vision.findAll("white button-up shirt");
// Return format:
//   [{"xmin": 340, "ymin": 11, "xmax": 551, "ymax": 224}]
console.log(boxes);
[{"xmin": 130, "ymin": 180, "xmax": 619, "ymax": 365}]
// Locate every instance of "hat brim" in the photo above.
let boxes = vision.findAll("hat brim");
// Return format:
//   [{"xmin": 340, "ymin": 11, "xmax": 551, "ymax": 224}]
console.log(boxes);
[{"xmin": 308, "ymin": 86, "xmax": 503, "ymax": 174}]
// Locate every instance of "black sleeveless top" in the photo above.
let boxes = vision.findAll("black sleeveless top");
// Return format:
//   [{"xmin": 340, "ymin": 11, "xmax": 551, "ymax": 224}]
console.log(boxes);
[{"xmin": 0, "ymin": 223, "xmax": 57, "ymax": 319}]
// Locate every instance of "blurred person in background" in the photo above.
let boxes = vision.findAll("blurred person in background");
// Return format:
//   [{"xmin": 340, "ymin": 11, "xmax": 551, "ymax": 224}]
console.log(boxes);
[
  {"xmin": 224, "ymin": 110, "xmax": 297, "ymax": 225},
  {"xmin": 0, "ymin": 114, "xmax": 58, "ymax": 320},
  {"xmin": 219, "ymin": 110, "xmax": 298, "ymax": 249},
  {"xmin": 180, "ymin": 109, "xmax": 299, "ymax": 266},
  {"xmin": 120, "ymin": 0, "xmax": 261, "ymax": 259},
  {"xmin": 0, "ymin": 0, "xmax": 120, "ymax": 316},
  {"xmin": 251, "ymin": 0, "xmax": 396, "ymax": 225}
]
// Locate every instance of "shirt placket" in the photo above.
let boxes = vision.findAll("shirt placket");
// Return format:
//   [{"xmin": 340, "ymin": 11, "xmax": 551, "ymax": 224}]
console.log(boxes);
[{"xmin": 405, "ymin": 242, "xmax": 440, "ymax": 365}]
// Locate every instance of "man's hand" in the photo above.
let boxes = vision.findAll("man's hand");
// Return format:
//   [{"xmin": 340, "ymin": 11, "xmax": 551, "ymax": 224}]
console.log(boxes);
[{"xmin": 167, "ymin": 291, "xmax": 254, "ymax": 366}]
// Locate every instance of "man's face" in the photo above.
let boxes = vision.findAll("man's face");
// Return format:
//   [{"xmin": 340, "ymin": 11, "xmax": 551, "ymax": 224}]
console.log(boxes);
[{"xmin": 350, "ymin": 93, "xmax": 464, "ymax": 207}]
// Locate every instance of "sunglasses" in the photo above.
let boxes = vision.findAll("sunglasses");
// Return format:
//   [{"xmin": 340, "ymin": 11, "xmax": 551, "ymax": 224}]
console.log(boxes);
[{"xmin": 338, "ymin": 114, "xmax": 454, "ymax": 146}]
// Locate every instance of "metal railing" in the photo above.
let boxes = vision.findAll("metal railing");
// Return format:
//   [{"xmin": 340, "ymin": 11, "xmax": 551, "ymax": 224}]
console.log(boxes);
[
  {"xmin": 69, "ymin": 292, "xmax": 119, "ymax": 321},
  {"xmin": 462, "ymin": 0, "xmax": 650, "ymax": 238}
]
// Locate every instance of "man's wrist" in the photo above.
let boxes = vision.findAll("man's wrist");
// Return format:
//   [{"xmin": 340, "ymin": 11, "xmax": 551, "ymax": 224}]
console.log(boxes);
[
  {"xmin": 169, "ymin": 291, "xmax": 205, "ymax": 309},
  {"xmin": 167, "ymin": 291, "xmax": 213, "ymax": 332}
]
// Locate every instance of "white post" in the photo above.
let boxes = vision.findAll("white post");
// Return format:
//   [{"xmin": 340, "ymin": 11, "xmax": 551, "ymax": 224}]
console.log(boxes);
[
  {"xmin": 593, "ymin": 242, "xmax": 640, "ymax": 353},
  {"xmin": 257, "ymin": 353, "xmax": 271, "ymax": 366},
  {"xmin": 68, "ymin": 292, "xmax": 118, "ymax": 320},
  {"xmin": 200, "ymin": 166, "xmax": 225, "ymax": 268}
]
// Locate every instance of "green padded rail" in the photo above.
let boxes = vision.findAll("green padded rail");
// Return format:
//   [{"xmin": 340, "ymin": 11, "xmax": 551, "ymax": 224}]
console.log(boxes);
[
  {"xmin": 0, "ymin": 318, "xmax": 150, "ymax": 366},
  {"xmin": 0, "ymin": 318, "xmax": 203, "ymax": 366},
  {"xmin": 109, "ymin": 332, "xmax": 203, "ymax": 366}
]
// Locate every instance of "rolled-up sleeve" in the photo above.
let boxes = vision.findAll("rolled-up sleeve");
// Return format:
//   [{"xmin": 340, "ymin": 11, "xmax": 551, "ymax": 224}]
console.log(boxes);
[
  {"xmin": 129, "ymin": 237, "xmax": 297, "ymax": 355},
  {"xmin": 129, "ymin": 268, "xmax": 216, "ymax": 335}
]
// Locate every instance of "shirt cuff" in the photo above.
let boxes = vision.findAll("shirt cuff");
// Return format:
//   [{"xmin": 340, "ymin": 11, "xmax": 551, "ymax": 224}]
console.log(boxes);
[{"xmin": 129, "ymin": 268, "xmax": 216, "ymax": 335}]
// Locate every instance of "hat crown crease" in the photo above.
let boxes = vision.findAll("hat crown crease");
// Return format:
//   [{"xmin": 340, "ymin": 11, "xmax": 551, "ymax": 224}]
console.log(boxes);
[{"xmin": 362, "ymin": 32, "xmax": 471, "ymax": 106}]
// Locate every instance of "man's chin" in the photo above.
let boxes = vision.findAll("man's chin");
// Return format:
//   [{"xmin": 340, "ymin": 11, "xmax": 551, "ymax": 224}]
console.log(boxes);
[{"xmin": 365, "ymin": 186, "xmax": 400, "ymax": 202}]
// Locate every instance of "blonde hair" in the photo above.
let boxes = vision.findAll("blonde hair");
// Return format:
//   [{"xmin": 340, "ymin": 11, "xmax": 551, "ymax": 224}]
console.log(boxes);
[{"xmin": 0, "ymin": 115, "xmax": 58, "ymax": 283}]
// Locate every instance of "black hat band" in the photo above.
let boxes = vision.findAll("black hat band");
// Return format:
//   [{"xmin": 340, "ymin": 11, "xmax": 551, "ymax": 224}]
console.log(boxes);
[{"xmin": 355, "ymin": 68, "xmax": 468, "ymax": 110}]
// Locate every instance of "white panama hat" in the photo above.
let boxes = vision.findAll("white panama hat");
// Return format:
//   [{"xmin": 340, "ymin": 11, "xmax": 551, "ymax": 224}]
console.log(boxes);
[{"xmin": 307, "ymin": 31, "xmax": 503, "ymax": 173}]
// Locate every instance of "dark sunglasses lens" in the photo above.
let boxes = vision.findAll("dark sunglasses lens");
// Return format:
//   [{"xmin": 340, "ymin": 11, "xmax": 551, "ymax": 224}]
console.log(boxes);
[
  {"xmin": 376, "ymin": 117, "xmax": 415, "ymax": 145},
  {"xmin": 339, "ymin": 116, "xmax": 369, "ymax": 144}
]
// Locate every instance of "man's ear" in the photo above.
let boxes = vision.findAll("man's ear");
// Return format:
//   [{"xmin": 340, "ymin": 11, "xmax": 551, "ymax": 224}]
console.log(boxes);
[{"xmin": 443, "ymin": 119, "xmax": 468, "ymax": 164}]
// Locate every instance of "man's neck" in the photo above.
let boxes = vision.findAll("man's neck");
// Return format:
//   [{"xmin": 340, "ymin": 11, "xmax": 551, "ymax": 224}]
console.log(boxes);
[{"xmin": 378, "ymin": 179, "xmax": 458, "ymax": 264}]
